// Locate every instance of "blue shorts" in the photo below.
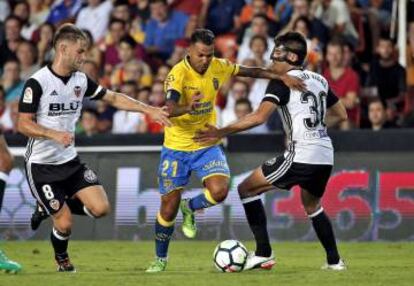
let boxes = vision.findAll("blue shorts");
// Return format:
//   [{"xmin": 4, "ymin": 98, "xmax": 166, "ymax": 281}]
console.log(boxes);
[{"xmin": 157, "ymin": 145, "xmax": 230, "ymax": 195}]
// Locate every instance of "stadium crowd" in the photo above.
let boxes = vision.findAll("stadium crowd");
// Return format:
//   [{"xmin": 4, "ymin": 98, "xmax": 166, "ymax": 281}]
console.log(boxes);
[{"xmin": 0, "ymin": 0, "xmax": 413, "ymax": 135}]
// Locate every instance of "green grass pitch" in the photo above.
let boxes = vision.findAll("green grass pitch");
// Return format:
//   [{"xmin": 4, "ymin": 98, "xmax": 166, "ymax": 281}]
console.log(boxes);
[{"xmin": 1, "ymin": 241, "xmax": 413, "ymax": 286}]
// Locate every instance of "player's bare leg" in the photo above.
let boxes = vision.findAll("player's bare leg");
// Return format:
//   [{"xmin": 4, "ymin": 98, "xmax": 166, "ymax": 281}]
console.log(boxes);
[
  {"xmin": 73, "ymin": 185, "xmax": 110, "ymax": 218},
  {"xmin": 146, "ymin": 189, "xmax": 181, "ymax": 273},
  {"xmin": 180, "ymin": 175, "xmax": 229, "ymax": 238},
  {"xmin": 0, "ymin": 136, "xmax": 22, "ymax": 274},
  {"xmin": 237, "ymin": 167, "xmax": 275, "ymax": 270},
  {"xmin": 301, "ymin": 188, "xmax": 345, "ymax": 270},
  {"xmin": 51, "ymin": 204, "xmax": 75, "ymax": 272}
]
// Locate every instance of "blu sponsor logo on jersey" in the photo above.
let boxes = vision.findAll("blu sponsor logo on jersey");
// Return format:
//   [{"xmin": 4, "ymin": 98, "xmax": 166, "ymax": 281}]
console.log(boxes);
[{"xmin": 48, "ymin": 101, "xmax": 81, "ymax": 116}]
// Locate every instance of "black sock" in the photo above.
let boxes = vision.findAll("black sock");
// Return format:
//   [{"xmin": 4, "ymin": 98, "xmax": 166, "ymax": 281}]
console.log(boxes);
[
  {"xmin": 242, "ymin": 198, "xmax": 272, "ymax": 257},
  {"xmin": 0, "ymin": 176, "xmax": 7, "ymax": 211},
  {"xmin": 66, "ymin": 199, "xmax": 86, "ymax": 216},
  {"xmin": 51, "ymin": 227, "xmax": 70, "ymax": 259},
  {"xmin": 310, "ymin": 208, "xmax": 340, "ymax": 265}
]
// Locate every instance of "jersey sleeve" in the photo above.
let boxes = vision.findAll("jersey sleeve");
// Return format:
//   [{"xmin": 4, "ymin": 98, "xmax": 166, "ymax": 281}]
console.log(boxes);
[
  {"xmin": 164, "ymin": 67, "xmax": 184, "ymax": 101},
  {"xmin": 262, "ymin": 79, "xmax": 290, "ymax": 106},
  {"xmin": 219, "ymin": 58, "xmax": 240, "ymax": 82},
  {"xmin": 85, "ymin": 76, "xmax": 107, "ymax": 100},
  {"xmin": 327, "ymin": 88, "xmax": 339, "ymax": 108},
  {"xmin": 18, "ymin": 78, "xmax": 43, "ymax": 113}
]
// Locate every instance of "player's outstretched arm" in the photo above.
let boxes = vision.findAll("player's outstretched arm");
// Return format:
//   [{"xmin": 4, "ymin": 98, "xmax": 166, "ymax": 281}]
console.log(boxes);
[
  {"xmin": 17, "ymin": 113, "xmax": 73, "ymax": 147},
  {"xmin": 326, "ymin": 101, "xmax": 348, "ymax": 127},
  {"xmin": 236, "ymin": 66, "xmax": 306, "ymax": 91},
  {"xmin": 101, "ymin": 90, "xmax": 171, "ymax": 126},
  {"xmin": 194, "ymin": 101, "xmax": 276, "ymax": 144}
]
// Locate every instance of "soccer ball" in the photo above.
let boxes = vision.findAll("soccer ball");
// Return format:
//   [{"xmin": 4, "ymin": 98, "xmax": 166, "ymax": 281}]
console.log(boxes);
[{"xmin": 213, "ymin": 240, "xmax": 248, "ymax": 272}]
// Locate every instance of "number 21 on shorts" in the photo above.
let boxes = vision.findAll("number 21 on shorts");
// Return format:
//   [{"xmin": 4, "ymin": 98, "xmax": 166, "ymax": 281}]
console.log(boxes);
[{"xmin": 162, "ymin": 160, "xmax": 178, "ymax": 177}]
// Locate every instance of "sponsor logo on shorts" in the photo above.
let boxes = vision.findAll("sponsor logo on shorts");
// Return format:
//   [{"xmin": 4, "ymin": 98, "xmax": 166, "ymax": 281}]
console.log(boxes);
[
  {"xmin": 84, "ymin": 169, "xmax": 98, "ymax": 183},
  {"xmin": 49, "ymin": 199, "xmax": 60, "ymax": 211},
  {"xmin": 265, "ymin": 157, "xmax": 277, "ymax": 166}
]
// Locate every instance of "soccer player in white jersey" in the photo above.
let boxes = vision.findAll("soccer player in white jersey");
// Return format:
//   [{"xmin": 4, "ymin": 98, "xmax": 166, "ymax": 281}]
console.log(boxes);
[
  {"xmin": 195, "ymin": 32, "xmax": 348, "ymax": 271},
  {"xmin": 16, "ymin": 24, "xmax": 170, "ymax": 272}
]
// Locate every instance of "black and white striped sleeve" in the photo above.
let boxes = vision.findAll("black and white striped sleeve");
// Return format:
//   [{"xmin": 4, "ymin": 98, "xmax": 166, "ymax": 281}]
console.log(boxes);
[
  {"xmin": 18, "ymin": 78, "xmax": 43, "ymax": 113},
  {"xmin": 85, "ymin": 76, "xmax": 107, "ymax": 100},
  {"xmin": 262, "ymin": 79, "xmax": 290, "ymax": 106}
]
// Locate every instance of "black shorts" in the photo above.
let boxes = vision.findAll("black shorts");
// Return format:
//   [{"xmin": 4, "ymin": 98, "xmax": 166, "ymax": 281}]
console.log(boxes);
[
  {"xmin": 24, "ymin": 156, "xmax": 101, "ymax": 214},
  {"xmin": 261, "ymin": 154, "xmax": 332, "ymax": 198}
]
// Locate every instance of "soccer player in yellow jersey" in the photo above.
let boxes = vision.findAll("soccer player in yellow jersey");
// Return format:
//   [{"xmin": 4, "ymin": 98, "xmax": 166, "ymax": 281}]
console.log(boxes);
[{"xmin": 146, "ymin": 29, "xmax": 303, "ymax": 272}]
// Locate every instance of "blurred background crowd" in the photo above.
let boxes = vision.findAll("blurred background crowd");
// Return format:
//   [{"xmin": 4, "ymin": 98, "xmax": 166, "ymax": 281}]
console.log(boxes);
[{"xmin": 0, "ymin": 0, "xmax": 413, "ymax": 136}]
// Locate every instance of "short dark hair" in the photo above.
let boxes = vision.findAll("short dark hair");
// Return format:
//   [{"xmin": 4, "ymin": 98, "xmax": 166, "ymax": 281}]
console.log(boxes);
[
  {"xmin": 109, "ymin": 17, "xmax": 127, "ymax": 28},
  {"xmin": 53, "ymin": 23, "xmax": 88, "ymax": 49},
  {"xmin": 150, "ymin": 0, "xmax": 167, "ymax": 5},
  {"xmin": 327, "ymin": 37, "xmax": 345, "ymax": 52},
  {"xmin": 119, "ymin": 35, "xmax": 137, "ymax": 48},
  {"xmin": 5, "ymin": 15, "xmax": 22, "ymax": 27},
  {"xmin": 191, "ymin": 29, "xmax": 215, "ymax": 46},
  {"xmin": 235, "ymin": 98, "xmax": 253, "ymax": 111},
  {"xmin": 369, "ymin": 98, "xmax": 387, "ymax": 109},
  {"xmin": 274, "ymin": 32, "xmax": 307, "ymax": 66},
  {"xmin": 249, "ymin": 34, "xmax": 268, "ymax": 50},
  {"xmin": 82, "ymin": 108, "xmax": 99, "ymax": 118}
]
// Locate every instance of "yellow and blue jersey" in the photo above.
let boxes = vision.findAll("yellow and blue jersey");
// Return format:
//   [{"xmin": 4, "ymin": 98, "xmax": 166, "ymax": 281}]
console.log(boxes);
[{"xmin": 164, "ymin": 56, "xmax": 240, "ymax": 151}]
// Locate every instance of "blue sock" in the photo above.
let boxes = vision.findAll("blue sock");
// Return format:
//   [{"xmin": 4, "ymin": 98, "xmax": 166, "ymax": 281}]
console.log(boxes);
[
  {"xmin": 189, "ymin": 189, "xmax": 217, "ymax": 211},
  {"xmin": 155, "ymin": 213, "xmax": 175, "ymax": 258}
]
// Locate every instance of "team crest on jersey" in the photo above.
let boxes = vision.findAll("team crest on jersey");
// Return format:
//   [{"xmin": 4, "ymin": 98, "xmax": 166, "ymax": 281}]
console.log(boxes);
[
  {"xmin": 265, "ymin": 157, "xmax": 277, "ymax": 166},
  {"xmin": 84, "ymin": 169, "xmax": 98, "ymax": 183},
  {"xmin": 74, "ymin": 86, "xmax": 81, "ymax": 97},
  {"xmin": 213, "ymin": 78, "xmax": 219, "ymax": 90},
  {"xmin": 49, "ymin": 199, "xmax": 60, "ymax": 211}
]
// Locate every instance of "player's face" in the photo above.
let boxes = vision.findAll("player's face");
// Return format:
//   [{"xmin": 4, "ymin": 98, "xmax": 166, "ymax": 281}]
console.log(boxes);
[
  {"xmin": 269, "ymin": 46, "xmax": 290, "ymax": 73},
  {"xmin": 65, "ymin": 39, "xmax": 88, "ymax": 72},
  {"xmin": 188, "ymin": 42, "xmax": 214, "ymax": 74}
]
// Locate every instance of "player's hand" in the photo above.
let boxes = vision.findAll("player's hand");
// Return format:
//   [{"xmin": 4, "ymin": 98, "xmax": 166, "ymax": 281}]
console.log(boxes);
[
  {"xmin": 51, "ymin": 131, "xmax": 74, "ymax": 147},
  {"xmin": 149, "ymin": 106, "xmax": 172, "ymax": 127},
  {"xmin": 280, "ymin": 74, "xmax": 306, "ymax": 91},
  {"xmin": 189, "ymin": 92, "xmax": 204, "ymax": 111},
  {"xmin": 194, "ymin": 124, "xmax": 221, "ymax": 144}
]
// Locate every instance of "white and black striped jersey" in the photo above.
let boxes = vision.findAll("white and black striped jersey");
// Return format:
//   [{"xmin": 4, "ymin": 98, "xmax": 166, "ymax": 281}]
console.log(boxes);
[
  {"xmin": 18, "ymin": 65, "xmax": 106, "ymax": 164},
  {"xmin": 263, "ymin": 69, "xmax": 339, "ymax": 165}
]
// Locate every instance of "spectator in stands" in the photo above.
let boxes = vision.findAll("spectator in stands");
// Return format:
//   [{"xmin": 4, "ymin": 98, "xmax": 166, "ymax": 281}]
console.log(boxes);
[
  {"xmin": 275, "ymin": 0, "xmax": 293, "ymax": 26},
  {"xmin": 0, "ymin": 59, "xmax": 24, "ymax": 103},
  {"xmin": 239, "ymin": 0, "xmax": 276, "ymax": 26},
  {"xmin": 46, "ymin": 0, "xmax": 83, "ymax": 26},
  {"xmin": 221, "ymin": 80, "xmax": 250, "ymax": 126},
  {"xmin": 144, "ymin": 0, "xmax": 189, "ymax": 60},
  {"xmin": 81, "ymin": 60, "xmax": 100, "ymax": 109},
  {"xmin": 28, "ymin": 0, "xmax": 50, "ymax": 27},
  {"xmin": 0, "ymin": 86, "xmax": 14, "ymax": 133},
  {"xmin": 237, "ymin": 14, "xmax": 274, "ymax": 63},
  {"xmin": 280, "ymin": 0, "xmax": 329, "ymax": 47},
  {"xmin": 16, "ymin": 40, "xmax": 40, "ymax": 81},
  {"xmin": 234, "ymin": 98, "xmax": 269, "ymax": 133},
  {"xmin": 292, "ymin": 16, "xmax": 323, "ymax": 71},
  {"xmin": 132, "ymin": 0, "xmax": 151, "ymax": 23},
  {"xmin": 170, "ymin": 0, "xmax": 203, "ymax": 16},
  {"xmin": 314, "ymin": 0, "xmax": 359, "ymax": 48},
  {"xmin": 0, "ymin": 15, "xmax": 23, "ymax": 68},
  {"xmin": 155, "ymin": 64, "xmax": 171, "ymax": 82},
  {"xmin": 112, "ymin": 81, "xmax": 147, "ymax": 134},
  {"xmin": 137, "ymin": 86, "xmax": 151, "ymax": 105},
  {"xmin": 144, "ymin": 80, "xmax": 165, "ymax": 133},
  {"xmin": 75, "ymin": 0, "xmax": 113, "ymax": 43},
  {"xmin": 368, "ymin": 98, "xmax": 397, "ymax": 130},
  {"xmin": 36, "ymin": 22, "xmax": 55, "ymax": 65},
  {"xmin": 79, "ymin": 108, "xmax": 100, "ymax": 136},
  {"xmin": 407, "ymin": 22, "xmax": 414, "ymax": 88},
  {"xmin": 166, "ymin": 39, "xmax": 189, "ymax": 66},
  {"xmin": 249, "ymin": 35, "xmax": 269, "ymax": 67},
  {"xmin": 201, "ymin": 0, "xmax": 245, "ymax": 35},
  {"xmin": 13, "ymin": 1, "xmax": 37, "ymax": 41},
  {"xmin": 111, "ymin": 0, "xmax": 132, "ymax": 23},
  {"xmin": 323, "ymin": 39, "xmax": 360, "ymax": 129},
  {"xmin": 111, "ymin": 35, "xmax": 152, "ymax": 89},
  {"xmin": 367, "ymin": 36, "xmax": 406, "ymax": 123},
  {"xmin": 82, "ymin": 29, "xmax": 102, "ymax": 69}
]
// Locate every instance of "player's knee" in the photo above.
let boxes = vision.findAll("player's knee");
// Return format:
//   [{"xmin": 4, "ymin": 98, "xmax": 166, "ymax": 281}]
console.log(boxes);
[
  {"xmin": 303, "ymin": 203, "xmax": 321, "ymax": 216},
  {"xmin": 209, "ymin": 185, "xmax": 229, "ymax": 203},
  {"xmin": 89, "ymin": 201, "xmax": 111, "ymax": 218},
  {"xmin": 237, "ymin": 182, "xmax": 249, "ymax": 199},
  {"xmin": 0, "ymin": 151, "xmax": 14, "ymax": 173},
  {"xmin": 54, "ymin": 217, "xmax": 73, "ymax": 233}
]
